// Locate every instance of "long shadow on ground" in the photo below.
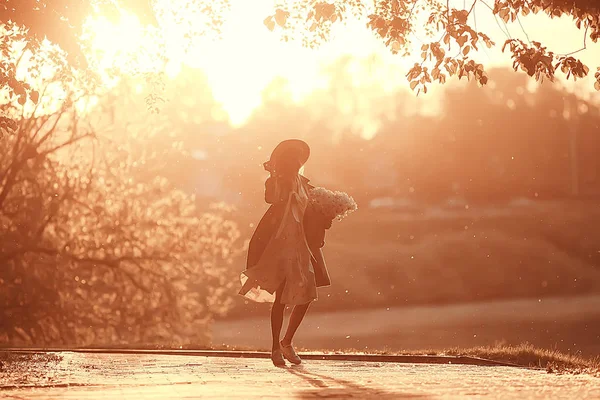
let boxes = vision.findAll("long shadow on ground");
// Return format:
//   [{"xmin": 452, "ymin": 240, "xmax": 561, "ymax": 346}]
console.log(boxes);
[{"xmin": 287, "ymin": 364, "xmax": 430, "ymax": 399}]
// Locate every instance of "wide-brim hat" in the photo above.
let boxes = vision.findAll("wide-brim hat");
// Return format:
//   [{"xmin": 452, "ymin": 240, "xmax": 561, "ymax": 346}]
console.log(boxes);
[{"xmin": 268, "ymin": 139, "xmax": 310, "ymax": 168}]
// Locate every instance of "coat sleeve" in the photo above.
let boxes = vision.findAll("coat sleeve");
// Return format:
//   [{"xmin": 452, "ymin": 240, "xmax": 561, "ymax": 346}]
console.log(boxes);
[
  {"xmin": 304, "ymin": 204, "xmax": 331, "ymax": 287},
  {"xmin": 265, "ymin": 177, "xmax": 277, "ymax": 204},
  {"xmin": 304, "ymin": 205, "xmax": 327, "ymax": 249},
  {"xmin": 265, "ymin": 176, "xmax": 292, "ymax": 205}
]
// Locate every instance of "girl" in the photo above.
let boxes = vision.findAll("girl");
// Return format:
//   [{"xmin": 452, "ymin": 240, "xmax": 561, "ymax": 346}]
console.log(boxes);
[{"xmin": 239, "ymin": 139, "xmax": 332, "ymax": 367}]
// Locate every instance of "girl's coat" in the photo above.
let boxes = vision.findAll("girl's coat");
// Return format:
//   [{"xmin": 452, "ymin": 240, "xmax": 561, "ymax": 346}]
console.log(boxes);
[{"xmin": 245, "ymin": 175, "xmax": 331, "ymax": 288}]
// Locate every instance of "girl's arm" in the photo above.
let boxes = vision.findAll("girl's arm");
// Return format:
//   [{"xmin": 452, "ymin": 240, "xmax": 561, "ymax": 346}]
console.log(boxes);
[
  {"xmin": 265, "ymin": 175, "xmax": 292, "ymax": 204},
  {"xmin": 304, "ymin": 205, "xmax": 331, "ymax": 249},
  {"xmin": 265, "ymin": 176, "xmax": 277, "ymax": 204}
]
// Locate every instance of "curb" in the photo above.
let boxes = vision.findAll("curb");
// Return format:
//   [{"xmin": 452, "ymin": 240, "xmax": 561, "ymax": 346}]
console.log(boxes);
[{"xmin": 0, "ymin": 348, "xmax": 522, "ymax": 368}]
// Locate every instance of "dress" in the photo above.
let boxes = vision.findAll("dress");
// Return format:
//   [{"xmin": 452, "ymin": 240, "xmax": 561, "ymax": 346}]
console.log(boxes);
[{"xmin": 239, "ymin": 174, "xmax": 318, "ymax": 305}]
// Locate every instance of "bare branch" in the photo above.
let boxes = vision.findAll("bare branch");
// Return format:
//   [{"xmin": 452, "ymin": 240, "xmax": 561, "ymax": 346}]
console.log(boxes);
[
  {"xmin": 516, "ymin": 15, "xmax": 531, "ymax": 44},
  {"xmin": 467, "ymin": 0, "xmax": 478, "ymax": 17},
  {"xmin": 20, "ymin": 78, "xmax": 56, "ymax": 136},
  {"xmin": 34, "ymin": 179, "xmax": 72, "ymax": 239},
  {"xmin": 408, "ymin": 0, "xmax": 419, "ymax": 20},
  {"xmin": 0, "ymin": 156, "xmax": 26, "ymax": 209},
  {"xmin": 559, "ymin": 24, "xmax": 588, "ymax": 57},
  {"xmin": 0, "ymin": 246, "xmax": 58, "ymax": 263},
  {"xmin": 35, "ymin": 107, "xmax": 69, "ymax": 148},
  {"xmin": 30, "ymin": 114, "xmax": 53, "ymax": 143},
  {"xmin": 479, "ymin": 0, "xmax": 511, "ymax": 39},
  {"xmin": 37, "ymin": 131, "xmax": 94, "ymax": 159}
]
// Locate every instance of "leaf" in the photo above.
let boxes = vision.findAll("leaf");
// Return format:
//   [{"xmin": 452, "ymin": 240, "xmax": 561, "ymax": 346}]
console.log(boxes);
[
  {"xmin": 595, "ymin": 81, "xmax": 600, "ymax": 91},
  {"xmin": 274, "ymin": 9, "xmax": 288, "ymax": 27},
  {"xmin": 263, "ymin": 16, "xmax": 275, "ymax": 31},
  {"xmin": 13, "ymin": 83, "xmax": 25, "ymax": 96},
  {"xmin": 30, "ymin": 90, "xmax": 39, "ymax": 104},
  {"xmin": 17, "ymin": 95, "xmax": 26, "ymax": 106},
  {"xmin": 462, "ymin": 45, "xmax": 471, "ymax": 56},
  {"xmin": 583, "ymin": 65, "xmax": 590, "ymax": 75},
  {"xmin": 410, "ymin": 80, "xmax": 418, "ymax": 90}
]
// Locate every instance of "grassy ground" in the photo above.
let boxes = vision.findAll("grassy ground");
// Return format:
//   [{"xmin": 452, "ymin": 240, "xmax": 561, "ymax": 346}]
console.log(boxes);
[
  {"xmin": 213, "ymin": 294, "xmax": 600, "ymax": 358},
  {"xmin": 308, "ymin": 343, "xmax": 600, "ymax": 376},
  {"xmin": 0, "ymin": 352, "xmax": 64, "ymax": 387},
  {"xmin": 409, "ymin": 343, "xmax": 597, "ymax": 373},
  {"xmin": 443, "ymin": 343, "xmax": 600, "ymax": 375},
  {"xmin": 228, "ymin": 201, "xmax": 600, "ymax": 317}
]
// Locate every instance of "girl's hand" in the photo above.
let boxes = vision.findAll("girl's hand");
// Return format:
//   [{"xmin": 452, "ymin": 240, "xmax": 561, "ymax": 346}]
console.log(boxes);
[{"xmin": 323, "ymin": 215, "xmax": 333, "ymax": 229}]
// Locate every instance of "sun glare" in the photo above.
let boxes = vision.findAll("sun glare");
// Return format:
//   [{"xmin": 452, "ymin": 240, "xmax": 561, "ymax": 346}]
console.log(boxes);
[
  {"xmin": 83, "ymin": 11, "xmax": 164, "ymax": 84},
  {"xmin": 81, "ymin": 0, "xmax": 417, "ymax": 128},
  {"xmin": 80, "ymin": 0, "xmax": 600, "ymax": 130}
]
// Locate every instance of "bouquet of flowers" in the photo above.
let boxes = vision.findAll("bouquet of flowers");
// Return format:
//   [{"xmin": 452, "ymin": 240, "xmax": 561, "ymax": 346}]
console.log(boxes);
[{"xmin": 309, "ymin": 187, "xmax": 358, "ymax": 223}]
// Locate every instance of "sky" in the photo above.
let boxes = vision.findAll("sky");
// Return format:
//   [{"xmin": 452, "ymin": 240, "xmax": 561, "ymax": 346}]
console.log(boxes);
[{"xmin": 83, "ymin": 0, "xmax": 600, "ymax": 128}]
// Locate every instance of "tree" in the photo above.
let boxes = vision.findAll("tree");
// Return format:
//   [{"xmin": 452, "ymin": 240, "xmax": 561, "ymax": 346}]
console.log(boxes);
[
  {"xmin": 3, "ymin": 1, "xmax": 599, "ymax": 102},
  {"xmin": 0, "ymin": 45, "xmax": 240, "ymax": 346},
  {"xmin": 264, "ymin": 1, "xmax": 600, "ymax": 93},
  {"xmin": 1, "ymin": 1, "xmax": 156, "ymax": 65},
  {"xmin": 0, "ymin": 1, "xmax": 233, "ymax": 130}
]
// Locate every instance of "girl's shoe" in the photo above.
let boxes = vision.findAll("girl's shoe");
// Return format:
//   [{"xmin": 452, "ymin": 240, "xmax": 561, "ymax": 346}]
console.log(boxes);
[
  {"xmin": 280, "ymin": 341, "xmax": 302, "ymax": 364},
  {"xmin": 271, "ymin": 348, "xmax": 286, "ymax": 367}
]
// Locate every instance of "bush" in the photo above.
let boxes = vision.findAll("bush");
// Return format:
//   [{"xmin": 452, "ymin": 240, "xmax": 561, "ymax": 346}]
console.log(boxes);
[{"xmin": 0, "ymin": 59, "xmax": 240, "ymax": 346}]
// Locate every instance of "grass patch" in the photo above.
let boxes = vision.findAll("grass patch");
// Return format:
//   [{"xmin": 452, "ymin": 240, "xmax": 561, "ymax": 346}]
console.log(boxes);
[
  {"xmin": 318, "ymin": 343, "xmax": 600, "ymax": 376},
  {"xmin": 0, "ymin": 351, "xmax": 63, "ymax": 365},
  {"xmin": 0, "ymin": 352, "xmax": 64, "ymax": 387},
  {"xmin": 442, "ymin": 343, "xmax": 600, "ymax": 374}
]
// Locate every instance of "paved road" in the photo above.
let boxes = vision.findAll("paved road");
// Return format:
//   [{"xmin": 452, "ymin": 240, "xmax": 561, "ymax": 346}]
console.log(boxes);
[{"xmin": 1, "ymin": 352, "xmax": 599, "ymax": 399}]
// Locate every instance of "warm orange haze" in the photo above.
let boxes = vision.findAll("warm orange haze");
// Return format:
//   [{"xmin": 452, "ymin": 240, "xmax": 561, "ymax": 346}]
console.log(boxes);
[{"xmin": 2, "ymin": 0, "xmax": 600, "ymax": 373}]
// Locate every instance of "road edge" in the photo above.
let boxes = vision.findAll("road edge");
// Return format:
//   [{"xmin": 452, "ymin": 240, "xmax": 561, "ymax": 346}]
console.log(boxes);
[{"xmin": 1, "ymin": 348, "xmax": 524, "ymax": 368}]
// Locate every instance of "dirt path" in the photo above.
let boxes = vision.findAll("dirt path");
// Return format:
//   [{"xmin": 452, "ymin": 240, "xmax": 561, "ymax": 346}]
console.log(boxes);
[
  {"xmin": 1, "ymin": 352, "xmax": 599, "ymax": 399},
  {"xmin": 213, "ymin": 295, "xmax": 600, "ymax": 356}
]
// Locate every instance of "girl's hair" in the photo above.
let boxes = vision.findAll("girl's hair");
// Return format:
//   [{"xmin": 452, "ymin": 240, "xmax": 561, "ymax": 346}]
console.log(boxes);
[{"xmin": 275, "ymin": 158, "xmax": 303, "ymax": 178}]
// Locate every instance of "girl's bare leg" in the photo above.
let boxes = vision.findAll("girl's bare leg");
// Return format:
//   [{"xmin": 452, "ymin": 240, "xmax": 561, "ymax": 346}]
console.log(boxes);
[
  {"xmin": 271, "ymin": 282, "xmax": 286, "ymax": 351},
  {"xmin": 281, "ymin": 301, "xmax": 311, "ymax": 346}
]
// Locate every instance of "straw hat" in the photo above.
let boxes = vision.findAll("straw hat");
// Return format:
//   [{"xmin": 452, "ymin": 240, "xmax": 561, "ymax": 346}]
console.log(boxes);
[{"xmin": 264, "ymin": 139, "xmax": 310, "ymax": 174}]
